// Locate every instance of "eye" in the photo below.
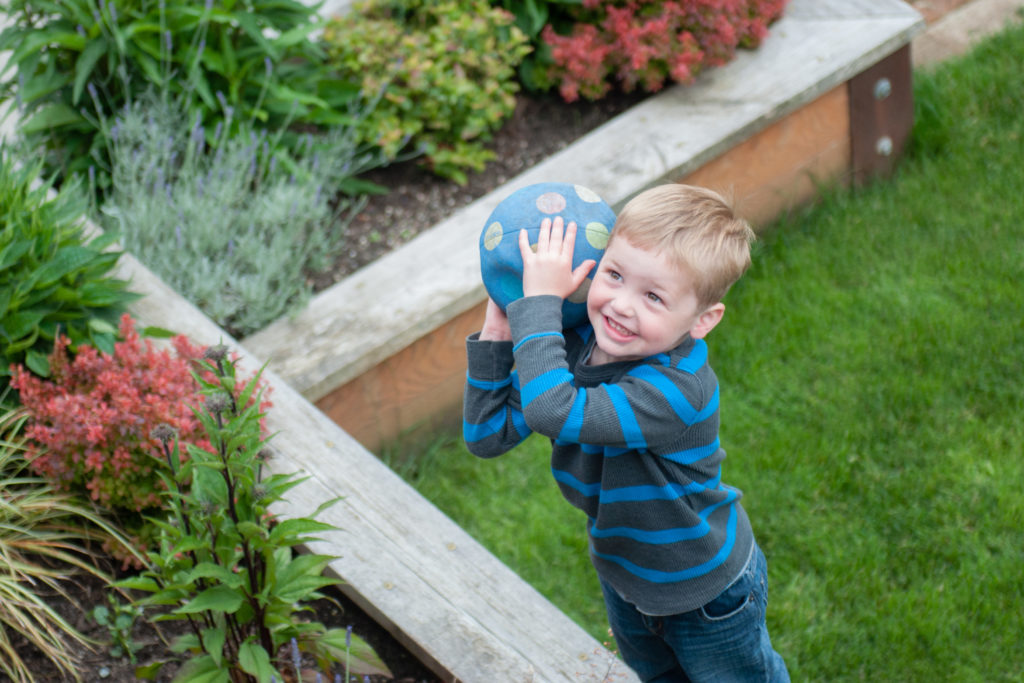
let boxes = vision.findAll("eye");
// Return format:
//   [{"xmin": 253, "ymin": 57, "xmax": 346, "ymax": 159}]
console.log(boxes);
[
  {"xmin": 606, "ymin": 269, "xmax": 622, "ymax": 281},
  {"xmin": 646, "ymin": 292, "xmax": 662, "ymax": 304}
]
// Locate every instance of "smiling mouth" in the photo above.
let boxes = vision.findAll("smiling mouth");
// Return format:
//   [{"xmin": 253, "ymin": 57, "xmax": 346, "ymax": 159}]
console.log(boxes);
[{"xmin": 604, "ymin": 316, "xmax": 635, "ymax": 339}]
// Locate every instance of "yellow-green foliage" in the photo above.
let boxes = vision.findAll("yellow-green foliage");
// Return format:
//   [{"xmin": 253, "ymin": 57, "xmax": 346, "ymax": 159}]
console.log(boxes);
[{"xmin": 322, "ymin": 0, "xmax": 532, "ymax": 184}]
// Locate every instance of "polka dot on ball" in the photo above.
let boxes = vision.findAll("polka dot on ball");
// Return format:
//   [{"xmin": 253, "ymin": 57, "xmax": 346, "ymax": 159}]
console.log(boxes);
[
  {"xmin": 536, "ymin": 192, "xmax": 567, "ymax": 214},
  {"xmin": 484, "ymin": 222, "xmax": 504, "ymax": 250},
  {"xmin": 585, "ymin": 222, "xmax": 611, "ymax": 249},
  {"xmin": 574, "ymin": 185, "xmax": 602, "ymax": 203}
]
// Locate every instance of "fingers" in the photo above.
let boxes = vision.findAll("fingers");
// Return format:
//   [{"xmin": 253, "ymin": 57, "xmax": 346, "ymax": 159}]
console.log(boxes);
[{"xmin": 572, "ymin": 259, "xmax": 596, "ymax": 284}]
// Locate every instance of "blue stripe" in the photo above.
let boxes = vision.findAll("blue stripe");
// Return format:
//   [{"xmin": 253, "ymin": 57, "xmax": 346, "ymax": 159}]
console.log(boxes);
[
  {"xmin": 676, "ymin": 339, "xmax": 708, "ymax": 374},
  {"xmin": 551, "ymin": 467, "xmax": 601, "ymax": 497},
  {"xmin": 606, "ymin": 384, "xmax": 646, "ymax": 449},
  {"xmin": 591, "ymin": 487, "xmax": 732, "ymax": 544},
  {"xmin": 513, "ymin": 331, "xmax": 562, "ymax": 353},
  {"xmin": 522, "ymin": 368, "xmax": 573, "ymax": 407},
  {"xmin": 693, "ymin": 385, "xmax": 719, "ymax": 423},
  {"xmin": 463, "ymin": 408, "xmax": 510, "ymax": 443},
  {"xmin": 463, "ymin": 407, "xmax": 530, "ymax": 445},
  {"xmin": 599, "ymin": 472, "xmax": 722, "ymax": 503},
  {"xmin": 510, "ymin": 408, "xmax": 529, "ymax": 442},
  {"xmin": 627, "ymin": 365, "xmax": 698, "ymax": 424},
  {"xmin": 467, "ymin": 373, "xmax": 513, "ymax": 391},
  {"xmin": 591, "ymin": 501, "xmax": 738, "ymax": 583},
  {"xmin": 557, "ymin": 388, "xmax": 587, "ymax": 443},
  {"xmin": 661, "ymin": 438, "xmax": 721, "ymax": 465}
]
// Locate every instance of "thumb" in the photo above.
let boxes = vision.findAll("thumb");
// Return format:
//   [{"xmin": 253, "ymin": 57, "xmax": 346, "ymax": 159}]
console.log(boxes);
[{"xmin": 570, "ymin": 260, "xmax": 597, "ymax": 289}]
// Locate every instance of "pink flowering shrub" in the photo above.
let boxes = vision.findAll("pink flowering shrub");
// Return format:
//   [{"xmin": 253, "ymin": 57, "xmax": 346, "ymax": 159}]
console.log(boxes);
[
  {"xmin": 539, "ymin": 0, "xmax": 789, "ymax": 102},
  {"xmin": 10, "ymin": 314, "xmax": 267, "ymax": 512}
]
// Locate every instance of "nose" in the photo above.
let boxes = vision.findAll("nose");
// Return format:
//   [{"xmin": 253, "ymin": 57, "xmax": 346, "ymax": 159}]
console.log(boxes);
[{"xmin": 608, "ymin": 293, "xmax": 633, "ymax": 317}]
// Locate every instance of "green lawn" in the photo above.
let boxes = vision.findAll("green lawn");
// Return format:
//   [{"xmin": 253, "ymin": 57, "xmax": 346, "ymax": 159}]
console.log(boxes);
[{"xmin": 386, "ymin": 19, "xmax": 1024, "ymax": 682}]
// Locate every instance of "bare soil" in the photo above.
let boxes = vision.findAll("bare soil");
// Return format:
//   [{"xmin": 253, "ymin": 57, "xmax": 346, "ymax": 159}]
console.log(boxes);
[
  {"xmin": 3, "ymin": 562, "xmax": 440, "ymax": 683},
  {"xmin": 310, "ymin": 89, "xmax": 648, "ymax": 292}
]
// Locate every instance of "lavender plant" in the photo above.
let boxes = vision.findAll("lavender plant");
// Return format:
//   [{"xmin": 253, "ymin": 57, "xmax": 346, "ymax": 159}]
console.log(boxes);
[{"xmin": 96, "ymin": 91, "xmax": 380, "ymax": 337}]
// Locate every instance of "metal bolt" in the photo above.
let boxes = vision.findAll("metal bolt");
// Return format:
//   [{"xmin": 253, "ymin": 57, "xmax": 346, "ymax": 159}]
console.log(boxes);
[
  {"xmin": 874, "ymin": 77, "xmax": 892, "ymax": 100},
  {"xmin": 876, "ymin": 136, "xmax": 894, "ymax": 157}
]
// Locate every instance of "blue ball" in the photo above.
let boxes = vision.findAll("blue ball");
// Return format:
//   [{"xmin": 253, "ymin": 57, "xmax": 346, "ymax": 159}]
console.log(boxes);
[{"xmin": 480, "ymin": 182, "xmax": 616, "ymax": 328}]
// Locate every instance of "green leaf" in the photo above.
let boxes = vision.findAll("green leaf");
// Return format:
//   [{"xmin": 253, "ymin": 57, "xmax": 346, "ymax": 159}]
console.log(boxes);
[
  {"xmin": 268, "ymin": 518, "xmax": 337, "ymax": 546},
  {"xmin": 72, "ymin": 38, "xmax": 108, "ymax": 105},
  {"xmin": 20, "ymin": 103, "xmax": 82, "ymax": 134},
  {"xmin": 201, "ymin": 626, "xmax": 227, "ymax": 667},
  {"xmin": 87, "ymin": 317, "xmax": 117, "ymax": 335},
  {"xmin": 140, "ymin": 325, "xmax": 177, "ymax": 338},
  {"xmin": 185, "ymin": 562, "xmax": 242, "ymax": 587},
  {"xmin": 1, "ymin": 309, "xmax": 44, "ymax": 342},
  {"xmin": 24, "ymin": 349, "xmax": 50, "ymax": 376},
  {"xmin": 237, "ymin": 640, "xmax": 274, "ymax": 681},
  {"xmin": 33, "ymin": 245, "xmax": 99, "ymax": 285},
  {"xmin": 172, "ymin": 654, "xmax": 231, "ymax": 683},
  {"xmin": 174, "ymin": 585, "xmax": 244, "ymax": 615},
  {"xmin": 0, "ymin": 239, "xmax": 33, "ymax": 272}
]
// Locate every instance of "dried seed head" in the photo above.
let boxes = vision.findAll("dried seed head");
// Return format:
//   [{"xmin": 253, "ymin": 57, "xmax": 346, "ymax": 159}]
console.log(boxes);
[
  {"xmin": 205, "ymin": 393, "xmax": 231, "ymax": 415},
  {"xmin": 151, "ymin": 423, "xmax": 177, "ymax": 443},
  {"xmin": 203, "ymin": 344, "xmax": 229, "ymax": 362}
]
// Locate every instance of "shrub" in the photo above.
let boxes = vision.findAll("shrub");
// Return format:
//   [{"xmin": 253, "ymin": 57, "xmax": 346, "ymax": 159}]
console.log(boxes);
[
  {"xmin": 0, "ymin": 406, "xmax": 141, "ymax": 682},
  {"xmin": 0, "ymin": 0, "xmax": 360, "ymax": 187},
  {"xmin": 120, "ymin": 349, "xmax": 388, "ymax": 680},
  {"xmin": 322, "ymin": 0, "xmax": 532, "ymax": 183},
  {"xmin": 10, "ymin": 314, "xmax": 214, "ymax": 512},
  {"xmin": 0, "ymin": 147, "xmax": 137, "ymax": 394},
  {"xmin": 530, "ymin": 0, "xmax": 790, "ymax": 102},
  {"xmin": 96, "ymin": 91, "xmax": 379, "ymax": 337}
]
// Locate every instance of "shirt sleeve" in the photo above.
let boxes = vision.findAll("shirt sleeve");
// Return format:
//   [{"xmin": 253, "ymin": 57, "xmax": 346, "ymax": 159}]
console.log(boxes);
[
  {"xmin": 462, "ymin": 332, "xmax": 532, "ymax": 457},
  {"xmin": 507, "ymin": 296, "xmax": 716, "ymax": 457}
]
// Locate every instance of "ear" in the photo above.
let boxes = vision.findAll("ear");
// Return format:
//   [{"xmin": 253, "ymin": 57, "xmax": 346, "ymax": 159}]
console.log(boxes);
[{"xmin": 690, "ymin": 303, "xmax": 725, "ymax": 340}]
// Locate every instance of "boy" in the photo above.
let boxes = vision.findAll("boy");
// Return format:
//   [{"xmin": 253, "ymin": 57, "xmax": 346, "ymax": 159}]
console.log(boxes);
[{"xmin": 463, "ymin": 184, "xmax": 789, "ymax": 681}]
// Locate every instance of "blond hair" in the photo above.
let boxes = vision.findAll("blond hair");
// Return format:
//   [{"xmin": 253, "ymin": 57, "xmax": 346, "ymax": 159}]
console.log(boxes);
[{"xmin": 609, "ymin": 184, "xmax": 754, "ymax": 307}]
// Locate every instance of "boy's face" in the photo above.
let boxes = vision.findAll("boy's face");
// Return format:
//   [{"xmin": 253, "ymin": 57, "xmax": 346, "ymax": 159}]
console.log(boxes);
[{"xmin": 586, "ymin": 236, "xmax": 724, "ymax": 365}]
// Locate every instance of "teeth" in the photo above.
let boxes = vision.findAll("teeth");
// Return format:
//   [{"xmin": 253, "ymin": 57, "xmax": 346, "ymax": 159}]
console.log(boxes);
[{"xmin": 607, "ymin": 317, "xmax": 632, "ymax": 336}]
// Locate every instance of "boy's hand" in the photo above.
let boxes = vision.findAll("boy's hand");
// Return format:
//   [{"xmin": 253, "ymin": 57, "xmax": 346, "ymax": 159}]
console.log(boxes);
[
  {"xmin": 479, "ymin": 298, "xmax": 512, "ymax": 341},
  {"xmin": 519, "ymin": 216, "xmax": 596, "ymax": 300}
]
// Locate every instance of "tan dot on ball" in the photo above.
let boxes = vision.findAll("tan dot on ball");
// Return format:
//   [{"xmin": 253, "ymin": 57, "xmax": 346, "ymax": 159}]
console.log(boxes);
[
  {"xmin": 484, "ymin": 222, "xmax": 503, "ymax": 250},
  {"xmin": 568, "ymin": 277, "xmax": 591, "ymax": 303},
  {"xmin": 536, "ymin": 192, "xmax": 567, "ymax": 214},
  {"xmin": 574, "ymin": 185, "xmax": 602, "ymax": 203},
  {"xmin": 585, "ymin": 222, "xmax": 610, "ymax": 249}
]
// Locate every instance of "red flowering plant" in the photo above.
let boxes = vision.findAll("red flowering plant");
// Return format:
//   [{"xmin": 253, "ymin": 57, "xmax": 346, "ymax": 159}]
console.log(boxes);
[
  {"xmin": 9, "ymin": 313, "xmax": 270, "ymax": 523},
  {"xmin": 537, "ymin": 0, "xmax": 790, "ymax": 102}
]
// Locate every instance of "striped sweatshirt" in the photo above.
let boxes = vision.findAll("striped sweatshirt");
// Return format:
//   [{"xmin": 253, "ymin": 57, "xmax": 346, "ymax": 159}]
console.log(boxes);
[{"xmin": 463, "ymin": 295, "xmax": 753, "ymax": 615}]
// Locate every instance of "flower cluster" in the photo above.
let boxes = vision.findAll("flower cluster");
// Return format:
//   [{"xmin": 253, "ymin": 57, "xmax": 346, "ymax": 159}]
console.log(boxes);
[
  {"xmin": 10, "ymin": 314, "xmax": 267, "ymax": 512},
  {"xmin": 541, "ymin": 0, "xmax": 789, "ymax": 102}
]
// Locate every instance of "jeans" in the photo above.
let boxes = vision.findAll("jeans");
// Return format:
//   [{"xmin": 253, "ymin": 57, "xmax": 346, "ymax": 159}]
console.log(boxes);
[{"xmin": 599, "ymin": 543, "xmax": 789, "ymax": 683}]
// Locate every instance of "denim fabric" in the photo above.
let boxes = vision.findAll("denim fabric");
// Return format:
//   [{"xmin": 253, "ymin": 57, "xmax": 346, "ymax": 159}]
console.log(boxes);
[{"xmin": 600, "ymin": 543, "xmax": 789, "ymax": 682}]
